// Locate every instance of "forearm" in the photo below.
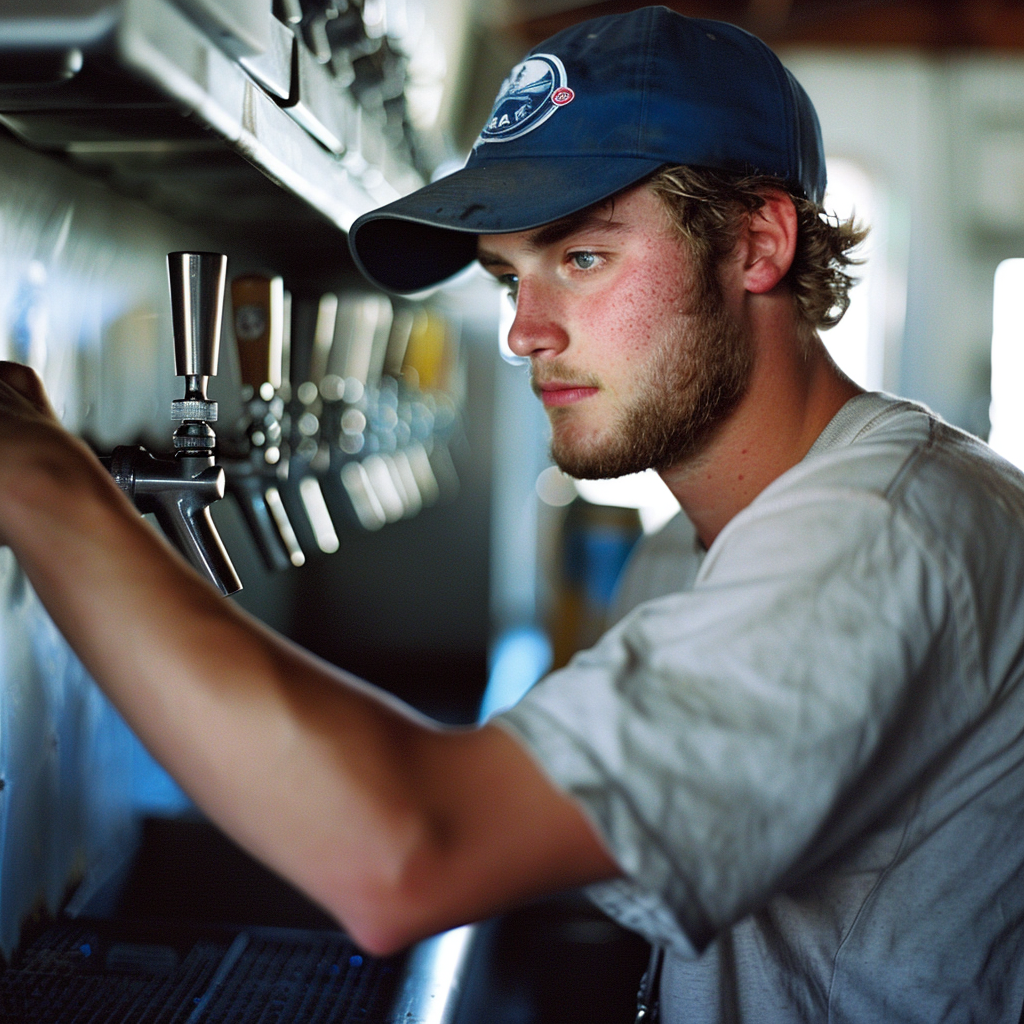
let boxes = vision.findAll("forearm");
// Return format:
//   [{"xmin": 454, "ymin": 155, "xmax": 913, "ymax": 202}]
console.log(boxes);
[
  {"xmin": 0, "ymin": 368, "xmax": 620, "ymax": 952},
  {"xmin": 3, "ymin": 440, "xmax": 433, "ymax": 927}
]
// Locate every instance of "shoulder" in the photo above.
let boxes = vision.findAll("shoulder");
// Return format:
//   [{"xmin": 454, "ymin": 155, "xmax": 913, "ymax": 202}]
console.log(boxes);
[
  {"xmin": 723, "ymin": 394, "xmax": 1024, "ymax": 562},
  {"xmin": 700, "ymin": 396, "xmax": 1024, "ymax": 669}
]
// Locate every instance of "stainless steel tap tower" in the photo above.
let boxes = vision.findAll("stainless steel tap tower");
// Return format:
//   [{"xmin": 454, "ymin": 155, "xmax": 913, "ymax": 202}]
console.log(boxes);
[{"xmin": 108, "ymin": 252, "xmax": 242, "ymax": 596}]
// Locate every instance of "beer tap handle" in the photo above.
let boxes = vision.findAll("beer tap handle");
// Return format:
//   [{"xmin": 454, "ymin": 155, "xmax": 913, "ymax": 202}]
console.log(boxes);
[
  {"xmin": 167, "ymin": 251, "xmax": 224, "ymax": 425},
  {"xmin": 227, "ymin": 274, "xmax": 305, "ymax": 571},
  {"xmin": 168, "ymin": 251, "xmax": 225, "ymax": 377},
  {"xmin": 231, "ymin": 274, "xmax": 283, "ymax": 394},
  {"xmin": 279, "ymin": 292, "xmax": 339, "ymax": 556}
]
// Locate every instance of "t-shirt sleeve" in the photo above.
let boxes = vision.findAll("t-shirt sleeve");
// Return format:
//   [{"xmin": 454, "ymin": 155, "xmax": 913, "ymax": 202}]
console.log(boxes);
[{"xmin": 495, "ymin": 485, "xmax": 950, "ymax": 954}]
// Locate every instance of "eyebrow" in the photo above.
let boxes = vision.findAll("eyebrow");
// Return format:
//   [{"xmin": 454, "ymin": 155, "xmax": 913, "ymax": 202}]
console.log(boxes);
[{"xmin": 477, "ymin": 206, "xmax": 627, "ymax": 268}]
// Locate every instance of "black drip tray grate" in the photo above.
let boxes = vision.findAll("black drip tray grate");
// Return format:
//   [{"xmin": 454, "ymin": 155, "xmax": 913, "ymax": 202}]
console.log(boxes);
[{"xmin": 0, "ymin": 919, "xmax": 403, "ymax": 1024}]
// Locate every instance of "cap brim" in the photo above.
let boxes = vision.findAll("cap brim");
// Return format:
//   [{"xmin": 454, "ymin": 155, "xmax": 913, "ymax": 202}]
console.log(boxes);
[{"xmin": 349, "ymin": 155, "xmax": 664, "ymax": 294}]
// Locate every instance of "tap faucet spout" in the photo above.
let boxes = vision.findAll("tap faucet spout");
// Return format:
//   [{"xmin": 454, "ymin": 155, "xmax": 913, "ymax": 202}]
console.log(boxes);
[{"xmin": 109, "ymin": 446, "xmax": 241, "ymax": 596}]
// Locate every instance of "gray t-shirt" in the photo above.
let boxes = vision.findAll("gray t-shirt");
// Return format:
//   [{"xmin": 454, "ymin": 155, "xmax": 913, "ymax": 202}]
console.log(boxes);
[{"xmin": 497, "ymin": 393, "xmax": 1024, "ymax": 1022}]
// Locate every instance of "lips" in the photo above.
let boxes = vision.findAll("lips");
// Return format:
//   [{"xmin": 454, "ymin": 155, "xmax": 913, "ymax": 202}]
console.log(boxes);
[{"xmin": 535, "ymin": 382, "xmax": 600, "ymax": 408}]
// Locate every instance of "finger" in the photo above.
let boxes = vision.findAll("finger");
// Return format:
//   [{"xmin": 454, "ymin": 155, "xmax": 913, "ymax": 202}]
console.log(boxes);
[{"xmin": 0, "ymin": 362, "xmax": 56, "ymax": 417}]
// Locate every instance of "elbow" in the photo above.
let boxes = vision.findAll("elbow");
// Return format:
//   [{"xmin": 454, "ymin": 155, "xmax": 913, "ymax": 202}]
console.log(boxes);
[
  {"xmin": 343, "ymin": 915, "xmax": 420, "ymax": 959},
  {"xmin": 319, "ymin": 819, "xmax": 455, "ymax": 958},
  {"xmin": 326, "ymin": 880, "xmax": 444, "ymax": 959}
]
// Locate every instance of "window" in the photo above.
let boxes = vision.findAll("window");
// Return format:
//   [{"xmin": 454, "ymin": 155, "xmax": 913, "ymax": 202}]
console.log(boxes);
[
  {"xmin": 820, "ymin": 158, "xmax": 886, "ymax": 390},
  {"xmin": 988, "ymin": 258, "xmax": 1024, "ymax": 469}
]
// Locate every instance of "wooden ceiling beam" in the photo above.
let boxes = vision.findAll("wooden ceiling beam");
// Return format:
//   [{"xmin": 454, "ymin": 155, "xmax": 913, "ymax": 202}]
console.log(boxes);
[
  {"xmin": 747, "ymin": 0, "xmax": 796, "ymax": 37},
  {"xmin": 513, "ymin": 0, "xmax": 1024, "ymax": 50},
  {"xmin": 781, "ymin": 0, "xmax": 1024, "ymax": 48}
]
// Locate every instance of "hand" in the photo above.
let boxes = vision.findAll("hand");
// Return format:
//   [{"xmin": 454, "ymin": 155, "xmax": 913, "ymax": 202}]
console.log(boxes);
[
  {"xmin": 0, "ymin": 360, "xmax": 58, "ymax": 423},
  {"xmin": 0, "ymin": 361, "xmax": 109, "ymax": 550}
]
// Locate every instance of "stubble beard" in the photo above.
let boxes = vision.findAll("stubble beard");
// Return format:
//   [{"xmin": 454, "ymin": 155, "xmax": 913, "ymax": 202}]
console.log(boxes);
[{"xmin": 542, "ymin": 279, "xmax": 753, "ymax": 480}]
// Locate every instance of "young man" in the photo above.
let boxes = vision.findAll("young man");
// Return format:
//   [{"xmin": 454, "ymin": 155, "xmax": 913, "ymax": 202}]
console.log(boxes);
[{"xmin": 2, "ymin": 7, "xmax": 1024, "ymax": 1021}]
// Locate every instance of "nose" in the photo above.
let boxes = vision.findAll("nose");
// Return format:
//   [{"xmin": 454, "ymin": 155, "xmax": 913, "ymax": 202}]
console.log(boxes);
[{"xmin": 505, "ymin": 277, "xmax": 569, "ymax": 360}]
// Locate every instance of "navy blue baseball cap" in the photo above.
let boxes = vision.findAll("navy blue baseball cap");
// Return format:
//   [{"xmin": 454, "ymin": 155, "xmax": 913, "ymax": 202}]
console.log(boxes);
[{"xmin": 349, "ymin": 5, "xmax": 826, "ymax": 294}]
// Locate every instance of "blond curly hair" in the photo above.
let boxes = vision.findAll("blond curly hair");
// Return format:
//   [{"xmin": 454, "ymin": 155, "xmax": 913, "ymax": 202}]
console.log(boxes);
[{"xmin": 648, "ymin": 165, "xmax": 868, "ymax": 346}]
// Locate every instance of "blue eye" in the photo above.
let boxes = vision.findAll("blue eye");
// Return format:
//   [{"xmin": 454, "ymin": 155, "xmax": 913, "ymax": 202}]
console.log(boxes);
[
  {"xmin": 500, "ymin": 273, "xmax": 519, "ymax": 306},
  {"xmin": 571, "ymin": 252, "xmax": 597, "ymax": 270}
]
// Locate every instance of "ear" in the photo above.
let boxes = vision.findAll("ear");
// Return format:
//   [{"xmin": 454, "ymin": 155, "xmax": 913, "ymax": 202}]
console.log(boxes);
[{"xmin": 739, "ymin": 191, "xmax": 798, "ymax": 295}]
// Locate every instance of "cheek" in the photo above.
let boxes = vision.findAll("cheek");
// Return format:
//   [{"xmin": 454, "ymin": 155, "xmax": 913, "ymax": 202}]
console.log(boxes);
[{"xmin": 587, "ymin": 256, "xmax": 690, "ymax": 361}]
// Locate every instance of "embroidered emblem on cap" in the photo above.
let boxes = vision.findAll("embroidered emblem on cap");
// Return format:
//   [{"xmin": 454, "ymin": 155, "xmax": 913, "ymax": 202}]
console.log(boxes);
[{"xmin": 476, "ymin": 54, "xmax": 574, "ymax": 146}]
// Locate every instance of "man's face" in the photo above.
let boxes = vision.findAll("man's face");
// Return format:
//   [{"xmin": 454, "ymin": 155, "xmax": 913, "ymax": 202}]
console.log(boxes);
[{"xmin": 477, "ymin": 185, "xmax": 752, "ymax": 479}]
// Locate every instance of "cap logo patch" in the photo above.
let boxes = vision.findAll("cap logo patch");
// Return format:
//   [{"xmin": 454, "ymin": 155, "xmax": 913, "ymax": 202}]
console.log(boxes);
[{"xmin": 476, "ymin": 54, "xmax": 573, "ymax": 146}]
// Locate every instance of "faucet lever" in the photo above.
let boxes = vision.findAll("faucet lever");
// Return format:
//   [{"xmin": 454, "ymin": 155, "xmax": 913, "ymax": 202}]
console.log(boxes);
[{"xmin": 110, "ymin": 446, "xmax": 239, "ymax": 596}]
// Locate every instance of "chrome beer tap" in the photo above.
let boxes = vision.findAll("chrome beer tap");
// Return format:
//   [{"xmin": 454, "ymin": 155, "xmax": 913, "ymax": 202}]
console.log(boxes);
[{"xmin": 107, "ymin": 252, "xmax": 242, "ymax": 596}]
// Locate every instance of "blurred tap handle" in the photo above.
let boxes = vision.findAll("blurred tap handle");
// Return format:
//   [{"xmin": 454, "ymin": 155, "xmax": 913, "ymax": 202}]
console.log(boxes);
[
  {"xmin": 224, "ymin": 273, "xmax": 305, "ymax": 572},
  {"xmin": 278, "ymin": 289, "xmax": 340, "ymax": 557},
  {"xmin": 340, "ymin": 294, "xmax": 391, "ymax": 393},
  {"xmin": 288, "ymin": 293, "xmax": 319, "ymax": 389},
  {"xmin": 366, "ymin": 295, "xmax": 394, "ymax": 392},
  {"xmin": 284, "ymin": 290, "xmax": 338, "ymax": 392},
  {"xmin": 274, "ymin": 0, "xmax": 303, "ymax": 24},
  {"xmin": 401, "ymin": 306, "xmax": 461, "ymax": 503},
  {"xmin": 384, "ymin": 306, "xmax": 415, "ymax": 380},
  {"xmin": 231, "ymin": 275, "xmax": 284, "ymax": 394},
  {"xmin": 311, "ymin": 293, "xmax": 338, "ymax": 386},
  {"xmin": 402, "ymin": 307, "xmax": 447, "ymax": 392}
]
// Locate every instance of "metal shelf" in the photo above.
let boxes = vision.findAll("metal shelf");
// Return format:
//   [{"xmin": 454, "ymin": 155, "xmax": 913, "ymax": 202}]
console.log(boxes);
[{"xmin": 0, "ymin": 0, "xmax": 423, "ymax": 263}]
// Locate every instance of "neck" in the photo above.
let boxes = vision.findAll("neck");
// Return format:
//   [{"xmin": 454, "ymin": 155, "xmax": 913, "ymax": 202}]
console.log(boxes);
[{"xmin": 661, "ymin": 325, "xmax": 862, "ymax": 548}]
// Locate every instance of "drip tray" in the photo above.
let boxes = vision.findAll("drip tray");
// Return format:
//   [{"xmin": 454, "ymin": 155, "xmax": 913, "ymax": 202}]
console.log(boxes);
[{"xmin": 0, "ymin": 917, "xmax": 404, "ymax": 1024}]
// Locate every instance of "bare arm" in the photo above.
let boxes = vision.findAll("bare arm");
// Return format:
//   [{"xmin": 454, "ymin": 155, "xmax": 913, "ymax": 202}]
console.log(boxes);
[{"xmin": 0, "ymin": 363, "xmax": 619, "ymax": 955}]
